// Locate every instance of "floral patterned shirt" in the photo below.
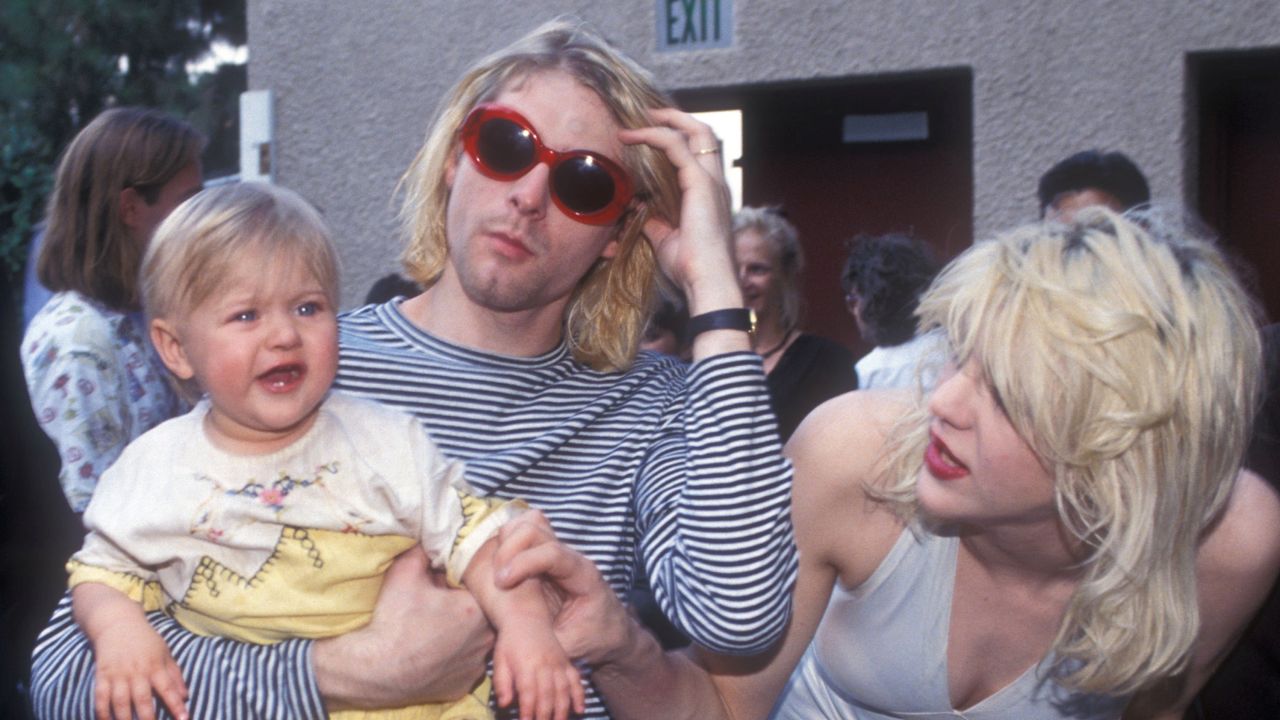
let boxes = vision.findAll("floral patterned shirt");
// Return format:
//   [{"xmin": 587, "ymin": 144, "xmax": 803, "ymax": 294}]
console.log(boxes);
[{"xmin": 21, "ymin": 291, "xmax": 186, "ymax": 512}]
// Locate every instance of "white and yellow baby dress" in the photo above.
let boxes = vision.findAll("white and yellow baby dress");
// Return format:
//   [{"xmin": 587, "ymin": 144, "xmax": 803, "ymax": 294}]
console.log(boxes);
[{"xmin": 68, "ymin": 391, "xmax": 523, "ymax": 720}]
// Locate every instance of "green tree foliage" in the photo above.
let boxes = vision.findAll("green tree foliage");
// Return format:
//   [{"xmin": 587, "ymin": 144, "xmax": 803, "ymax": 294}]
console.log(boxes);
[{"xmin": 0, "ymin": 0, "xmax": 245, "ymax": 279}]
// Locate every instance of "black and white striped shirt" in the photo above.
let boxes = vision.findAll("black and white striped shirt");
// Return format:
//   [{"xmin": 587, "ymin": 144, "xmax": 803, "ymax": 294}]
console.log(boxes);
[{"xmin": 31, "ymin": 301, "xmax": 798, "ymax": 719}]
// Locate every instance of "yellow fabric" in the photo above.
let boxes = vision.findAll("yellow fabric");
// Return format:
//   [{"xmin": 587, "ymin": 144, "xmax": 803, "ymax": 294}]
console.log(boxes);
[
  {"xmin": 73, "ymin": 529, "xmax": 494, "ymax": 719},
  {"xmin": 445, "ymin": 494, "xmax": 527, "ymax": 587},
  {"xmin": 66, "ymin": 560, "xmax": 166, "ymax": 612},
  {"xmin": 176, "ymin": 528, "xmax": 495, "ymax": 719},
  {"xmin": 329, "ymin": 677, "xmax": 492, "ymax": 720},
  {"xmin": 174, "ymin": 527, "xmax": 416, "ymax": 644}
]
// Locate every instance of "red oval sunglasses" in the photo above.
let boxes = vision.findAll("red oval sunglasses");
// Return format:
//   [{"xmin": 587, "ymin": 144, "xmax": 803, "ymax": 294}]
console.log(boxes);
[{"xmin": 460, "ymin": 104, "xmax": 634, "ymax": 225}]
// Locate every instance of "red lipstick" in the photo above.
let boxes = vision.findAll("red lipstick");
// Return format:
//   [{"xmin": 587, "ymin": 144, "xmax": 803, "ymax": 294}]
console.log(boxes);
[{"xmin": 924, "ymin": 433, "xmax": 969, "ymax": 480}]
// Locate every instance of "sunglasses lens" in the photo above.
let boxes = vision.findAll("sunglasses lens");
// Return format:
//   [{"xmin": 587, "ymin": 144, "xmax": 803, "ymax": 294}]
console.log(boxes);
[
  {"xmin": 552, "ymin": 156, "xmax": 617, "ymax": 215},
  {"xmin": 478, "ymin": 118, "xmax": 535, "ymax": 175}
]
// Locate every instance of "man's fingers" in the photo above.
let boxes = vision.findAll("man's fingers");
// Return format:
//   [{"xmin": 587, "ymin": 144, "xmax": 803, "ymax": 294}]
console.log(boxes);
[
  {"xmin": 620, "ymin": 126, "xmax": 703, "ymax": 173},
  {"xmin": 646, "ymin": 107, "xmax": 716, "ymax": 143},
  {"xmin": 498, "ymin": 540, "xmax": 593, "ymax": 591},
  {"xmin": 620, "ymin": 108, "xmax": 725, "ymax": 177},
  {"xmin": 493, "ymin": 510, "xmax": 556, "ymax": 571}
]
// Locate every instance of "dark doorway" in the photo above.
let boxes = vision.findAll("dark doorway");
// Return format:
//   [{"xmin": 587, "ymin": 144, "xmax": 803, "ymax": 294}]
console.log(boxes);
[
  {"xmin": 1194, "ymin": 49, "xmax": 1280, "ymax": 324},
  {"xmin": 677, "ymin": 70, "xmax": 973, "ymax": 358}
]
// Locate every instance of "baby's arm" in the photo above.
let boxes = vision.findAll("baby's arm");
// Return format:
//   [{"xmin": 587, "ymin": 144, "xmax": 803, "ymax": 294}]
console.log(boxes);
[
  {"xmin": 72, "ymin": 582, "xmax": 189, "ymax": 720},
  {"xmin": 394, "ymin": 417, "xmax": 581, "ymax": 718},
  {"xmin": 464, "ymin": 537, "xmax": 585, "ymax": 720}
]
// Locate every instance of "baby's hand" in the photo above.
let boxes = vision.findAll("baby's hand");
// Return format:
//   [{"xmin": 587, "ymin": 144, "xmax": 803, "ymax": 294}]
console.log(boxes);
[
  {"xmin": 492, "ymin": 622, "xmax": 585, "ymax": 720},
  {"xmin": 92, "ymin": 623, "xmax": 188, "ymax": 720}
]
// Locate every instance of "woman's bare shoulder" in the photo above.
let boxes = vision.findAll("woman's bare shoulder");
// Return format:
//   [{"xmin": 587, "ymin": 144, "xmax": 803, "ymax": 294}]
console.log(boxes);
[
  {"xmin": 1199, "ymin": 469, "xmax": 1280, "ymax": 587},
  {"xmin": 789, "ymin": 388, "xmax": 912, "ymax": 448},
  {"xmin": 785, "ymin": 389, "xmax": 912, "ymax": 581}
]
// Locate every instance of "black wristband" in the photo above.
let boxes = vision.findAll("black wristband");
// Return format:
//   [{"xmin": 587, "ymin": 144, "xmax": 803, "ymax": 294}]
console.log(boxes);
[{"xmin": 687, "ymin": 308, "xmax": 756, "ymax": 338}]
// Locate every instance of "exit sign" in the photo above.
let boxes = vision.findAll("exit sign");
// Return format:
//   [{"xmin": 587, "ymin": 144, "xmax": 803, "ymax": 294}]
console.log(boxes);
[{"xmin": 657, "ymin": 0, "xmax": 733, "ymax": 51}]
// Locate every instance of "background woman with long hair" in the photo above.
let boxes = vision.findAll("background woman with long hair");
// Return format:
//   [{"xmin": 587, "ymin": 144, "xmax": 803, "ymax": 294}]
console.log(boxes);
[{"xmin": 22, "ymin": 107, "xmax": 203, "ymax": 514}]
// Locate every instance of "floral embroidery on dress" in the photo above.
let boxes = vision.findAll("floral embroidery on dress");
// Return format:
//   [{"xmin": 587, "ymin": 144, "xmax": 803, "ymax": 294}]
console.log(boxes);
[
  {"xmin": 224, "ymin": 461, "xmax": 340, "ymax": 512},
  {"xmin": 189, "ymin": 460, "xmax": 382, "ymax": 543}
]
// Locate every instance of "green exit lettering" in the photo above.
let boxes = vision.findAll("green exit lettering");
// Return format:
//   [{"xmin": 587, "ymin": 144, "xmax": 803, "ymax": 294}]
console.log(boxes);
[{"xmin": 666, "ymin": 0, "xmax": 723, "ymax": 45}]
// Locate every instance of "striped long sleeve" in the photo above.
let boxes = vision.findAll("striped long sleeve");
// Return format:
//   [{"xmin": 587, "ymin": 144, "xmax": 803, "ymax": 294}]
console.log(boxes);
[{"xmin": 31, "ymin": 593, "xmax": 326, "ymax": 719}]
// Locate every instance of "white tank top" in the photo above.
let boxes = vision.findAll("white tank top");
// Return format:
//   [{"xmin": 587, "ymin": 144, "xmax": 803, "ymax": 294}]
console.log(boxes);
[{"xmin": 770, "ymin": 528, "xmax": 1130, "ymax": 719}]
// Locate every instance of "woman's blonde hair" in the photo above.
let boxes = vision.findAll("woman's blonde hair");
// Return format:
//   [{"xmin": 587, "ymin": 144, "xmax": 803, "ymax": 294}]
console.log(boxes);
[
  {"xmin": 142, "ymin": 182, "xmax": 339, "ymax": 326},
  {"xmin": 38, "ymin": 107, "xmax": 204, "ymax": 311},
  {"xmin": 877, "ymin": 208, "xmax": 1262, "ymax": 695},
  {"xmin": 397, "ymin": 19, "xmax": 682, "ymax": 372},
  {"xmin": 732, "ymin": 206, "xmax": 804, "ymax": 332}
]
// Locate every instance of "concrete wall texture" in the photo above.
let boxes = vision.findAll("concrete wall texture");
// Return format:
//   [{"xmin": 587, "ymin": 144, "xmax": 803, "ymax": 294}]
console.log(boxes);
[{"xmin": 247, "ymin": 1, "xmax": 1280, "ymax": 310}]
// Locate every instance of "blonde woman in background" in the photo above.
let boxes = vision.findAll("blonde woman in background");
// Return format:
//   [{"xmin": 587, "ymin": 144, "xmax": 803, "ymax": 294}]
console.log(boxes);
[{"xmin": 733, "ymin": 206, "xmax": 856, "ymax": 441}]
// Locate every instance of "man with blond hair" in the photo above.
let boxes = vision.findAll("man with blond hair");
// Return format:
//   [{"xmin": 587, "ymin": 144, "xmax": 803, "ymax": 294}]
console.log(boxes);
[{"xmin": 32, "ymin": 20, "xmax": 796, "ymax": 720}]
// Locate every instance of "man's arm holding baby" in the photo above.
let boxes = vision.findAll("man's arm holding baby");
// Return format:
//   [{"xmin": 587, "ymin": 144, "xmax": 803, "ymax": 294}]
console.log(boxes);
[{"xmin": 312, "ymin": 545, "xmax": 497, "ymax": 711}]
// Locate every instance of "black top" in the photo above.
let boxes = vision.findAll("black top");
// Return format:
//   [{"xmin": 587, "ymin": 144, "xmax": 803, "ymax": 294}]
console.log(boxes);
[
  {"xmin": 1194, "ymin": 323, "xmax": 1280, "ymax": 719},
  {"xmin": 766, "ymin": 333, "xmax": 858, "ymax": 443}
]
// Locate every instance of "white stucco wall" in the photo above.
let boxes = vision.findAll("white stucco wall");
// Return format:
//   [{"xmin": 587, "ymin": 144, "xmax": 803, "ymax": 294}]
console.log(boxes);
[{"xmin": 247, "ymin": 1, "xmax": 1280, "ymax": 310}]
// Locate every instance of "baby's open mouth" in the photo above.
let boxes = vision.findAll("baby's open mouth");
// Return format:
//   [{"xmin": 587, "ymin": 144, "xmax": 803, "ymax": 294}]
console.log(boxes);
[{"xmin": 259, "ymin": 364, "xmax": 304, "ymax": 390}]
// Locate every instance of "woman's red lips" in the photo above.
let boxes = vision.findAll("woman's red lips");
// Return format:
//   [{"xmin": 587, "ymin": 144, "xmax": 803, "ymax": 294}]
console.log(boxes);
[{"xmin": 924, "ymin": 433, "xmax": 969, "ymax": 480}]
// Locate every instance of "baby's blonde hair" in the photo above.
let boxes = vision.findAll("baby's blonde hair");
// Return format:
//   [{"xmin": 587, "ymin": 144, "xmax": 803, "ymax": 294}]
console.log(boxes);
[
  {"xmin": 142, "ymin": 182, "xmax": 339, "ymax": 325},
  {"xmin": 878, "ymin": 208, "xmax": 1262, "ymax": 694}
]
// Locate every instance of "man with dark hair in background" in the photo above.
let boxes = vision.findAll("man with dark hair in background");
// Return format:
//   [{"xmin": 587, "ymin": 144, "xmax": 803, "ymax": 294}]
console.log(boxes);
[{"xmin": 1037, "ymin": 149, "xmax": 1150, "ymax": 222}]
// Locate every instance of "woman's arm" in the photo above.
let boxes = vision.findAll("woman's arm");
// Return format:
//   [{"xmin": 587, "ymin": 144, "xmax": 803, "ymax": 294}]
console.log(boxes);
[{"xmin": 1124, "ymin": 469, "xmax": 1280, "ymax": 719}]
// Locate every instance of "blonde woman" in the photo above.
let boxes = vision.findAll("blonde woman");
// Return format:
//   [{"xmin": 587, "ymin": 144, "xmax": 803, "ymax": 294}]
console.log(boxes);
[
  {"xmin": 498, "ymin": 209, "xmax": 1280, "ymax": 719},
  {"xmin": 733, "ymin": 206, "xmax": 856, "ymax": 441}
]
